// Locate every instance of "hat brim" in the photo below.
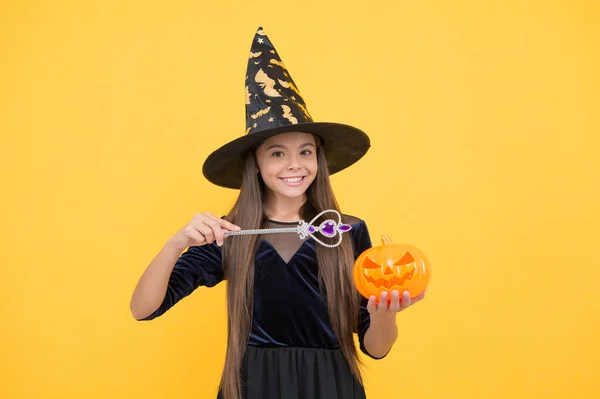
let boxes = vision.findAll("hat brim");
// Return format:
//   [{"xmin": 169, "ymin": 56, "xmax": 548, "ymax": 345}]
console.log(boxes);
[{"xmin": 202, "ymin": 122, "xmax": 370, "ymax": 189}]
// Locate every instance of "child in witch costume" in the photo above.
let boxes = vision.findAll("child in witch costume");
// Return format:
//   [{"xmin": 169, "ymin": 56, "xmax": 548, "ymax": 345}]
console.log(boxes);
[{"xmin": 130, "ymin": 27, "xmax": 425, "ymax": 399}]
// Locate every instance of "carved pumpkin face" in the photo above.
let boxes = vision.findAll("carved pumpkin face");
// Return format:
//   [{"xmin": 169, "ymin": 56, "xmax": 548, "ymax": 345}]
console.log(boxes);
[{"xmin": 353, "ymin": 235, "xmax": 431, "ymax": 301}]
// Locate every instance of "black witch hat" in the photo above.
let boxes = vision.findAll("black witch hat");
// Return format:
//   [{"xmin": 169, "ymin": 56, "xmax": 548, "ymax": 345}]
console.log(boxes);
[{"xmin": 202, "ymin": 27, "xmax": 370, "ymax": 189}]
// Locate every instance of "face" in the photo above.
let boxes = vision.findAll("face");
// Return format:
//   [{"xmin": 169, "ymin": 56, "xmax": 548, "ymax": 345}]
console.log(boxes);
[{"xmin": 255, "ymin": 132, "xmax": 318, "ymax": 200}]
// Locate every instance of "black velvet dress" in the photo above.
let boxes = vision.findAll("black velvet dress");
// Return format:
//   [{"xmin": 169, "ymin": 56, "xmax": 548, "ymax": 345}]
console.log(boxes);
[{"xmin": 142, "ymin": 215, "xmax": 386, "ymax": 398}]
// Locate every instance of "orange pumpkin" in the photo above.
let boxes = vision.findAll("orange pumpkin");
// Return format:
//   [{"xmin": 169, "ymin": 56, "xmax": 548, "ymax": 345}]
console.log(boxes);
[{"xmin": 353, "ymin": 234, "xmax": 431, "ymax": 301}]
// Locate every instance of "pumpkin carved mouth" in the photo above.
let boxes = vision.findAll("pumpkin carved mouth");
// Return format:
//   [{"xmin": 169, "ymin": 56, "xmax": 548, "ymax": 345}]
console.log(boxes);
[{"xmin": 362, "ymin": 268, "xmax": 415, "ymax": 289}]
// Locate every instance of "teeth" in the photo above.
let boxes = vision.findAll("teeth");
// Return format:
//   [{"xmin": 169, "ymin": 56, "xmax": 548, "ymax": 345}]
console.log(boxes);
[{"xmin": 283, "ymin": 177, "xmax": 303, "ymax": 183}]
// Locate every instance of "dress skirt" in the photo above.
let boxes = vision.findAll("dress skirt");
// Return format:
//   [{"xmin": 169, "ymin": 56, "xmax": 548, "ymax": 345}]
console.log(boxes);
[{"xmin": 217, "ymin": 346, "xmax": 367, "ymax": 399}]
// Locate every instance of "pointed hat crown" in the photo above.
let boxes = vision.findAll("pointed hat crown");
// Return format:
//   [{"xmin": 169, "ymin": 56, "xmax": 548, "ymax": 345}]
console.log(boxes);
[{"xmin": 245, "ymin": 27, "xmax": 313, "ymax": 133}]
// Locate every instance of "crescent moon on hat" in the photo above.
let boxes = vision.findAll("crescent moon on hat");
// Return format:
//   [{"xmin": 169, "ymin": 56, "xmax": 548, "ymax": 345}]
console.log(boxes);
[
  {"xmin": 257, "ymin": 29, "xmax": 267, "ymax": 35},
  {"xmin": 255, "ymin": 69, "xmax": 281, "ymax": 97},
  {"xmin": 249, "ymin": 51, "xmax": 262, "ymax": 59}
]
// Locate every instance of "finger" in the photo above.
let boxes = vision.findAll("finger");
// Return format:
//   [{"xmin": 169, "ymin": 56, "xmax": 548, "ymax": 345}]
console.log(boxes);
[
  {"xmin": 193, "ymin": 220, "xmax": 215, "ymax": 244},
  {"xmin": 189, "ymin": 229, "xmax": 207, "ymax": 246},
  {"xmin": 377, "ymin": 291, "xmax": 389, "ymax": 313},
  {"xmin": 203, "ymin": 212, "xmax": 241, "ymax": 232},
  {"xmin": 400, "ymin": 291, "xmax": 412, "ymax": 308},
  {"xmin": 389, "ymin": 290, "xmax": 401, "ymax": 312},
  {"xmin": 367, "ymin": 295, "xmax": 377, "ymax": 314},
  {"xmin": 182, "ymin": 225, "xmax": 206, "ymax": 246},
  {"xmin": 202, "ymin": 218, "xmax": 225, "ymax": 246},
  {"xmin": 213, "ymin": 224, "xmax": 225, "ymax": 246},
  {"xmin": 201, "ymin": 214, "xmax": 240, "ymax": 245}
]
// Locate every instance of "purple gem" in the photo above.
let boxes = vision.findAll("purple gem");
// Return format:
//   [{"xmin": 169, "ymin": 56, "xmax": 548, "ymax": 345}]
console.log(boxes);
[
  {"xmin": 307, "ymin": 225, "xmax": 317, "ymax": 234},
  {"xmin": 338, "ymin": 224, "xmax": 351, "ymax": 232},
  {"xmin": 320, "ymin": 220, "xmax": 336, "ymax": 237}
]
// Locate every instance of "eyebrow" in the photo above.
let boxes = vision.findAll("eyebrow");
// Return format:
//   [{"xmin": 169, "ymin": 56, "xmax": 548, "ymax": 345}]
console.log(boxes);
[{"xmin": 266, "ymin": 143, "xmax": 315, "ymax": 151}]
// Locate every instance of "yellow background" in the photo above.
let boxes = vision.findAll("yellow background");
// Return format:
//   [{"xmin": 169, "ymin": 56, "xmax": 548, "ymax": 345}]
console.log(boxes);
[{"xmin": 1, "ymin": 0, "xmax": 599, "ymax": 398}]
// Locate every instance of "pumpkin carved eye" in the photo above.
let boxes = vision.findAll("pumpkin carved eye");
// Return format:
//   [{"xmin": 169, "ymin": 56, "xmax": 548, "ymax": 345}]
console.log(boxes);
[
  {"xmin": 362, "ymin": 256, "xmax": 381, "ymax": 269},
  {"xmin": 393, "ymin": 252, "xmax": 415, "ymax": 266}
]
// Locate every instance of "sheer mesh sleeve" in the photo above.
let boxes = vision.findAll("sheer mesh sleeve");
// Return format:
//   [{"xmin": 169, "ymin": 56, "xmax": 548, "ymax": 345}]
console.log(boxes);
[{"xmin": 141, "ymin": 242, "xmax": 224, "ymax": 320}]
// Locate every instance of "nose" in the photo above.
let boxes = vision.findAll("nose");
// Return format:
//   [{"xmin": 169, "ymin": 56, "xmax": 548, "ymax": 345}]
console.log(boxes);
[
  {"xmin": 384, "ymin": 266, "xmax": 394, "ymax": 275},
  {"xmin": 286, "ymin": 153, "xmax": 302, "ymax": 171}
]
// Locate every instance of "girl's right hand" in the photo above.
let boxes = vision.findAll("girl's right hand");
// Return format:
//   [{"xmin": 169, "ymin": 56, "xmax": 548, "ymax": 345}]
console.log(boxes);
[{"xmin": 167, "ymin": 212, "xmax": 241, "ymax": 250}]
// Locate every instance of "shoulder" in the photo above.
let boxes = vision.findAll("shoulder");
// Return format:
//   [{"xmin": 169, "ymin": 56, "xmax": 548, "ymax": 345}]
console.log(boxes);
[
  {"xmin": 342, "ymin": 213, "xmax": 370, "ymax": 237},
  {"xmin": 342, "ymin": 213, "xmax": 366, "ymax": 226},
  {"xmin": 342, "ymin": 214, "xmax": 372, "ymax": 254}
]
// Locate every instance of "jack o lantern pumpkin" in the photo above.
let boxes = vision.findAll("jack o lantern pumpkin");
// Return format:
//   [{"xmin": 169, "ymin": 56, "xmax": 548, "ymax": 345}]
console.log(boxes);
[{"xmin": 353, "ymin": 234, "xmax": 431, "ymax": 301}]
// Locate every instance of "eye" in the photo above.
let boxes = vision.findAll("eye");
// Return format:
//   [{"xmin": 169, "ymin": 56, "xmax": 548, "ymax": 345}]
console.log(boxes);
[
  {"xmin": 271, "ymin": 151, "xmax": 284, "ymax": 157},
  {"xmin": 301, "ymin": 149, "xmax": 313, "ymax": 156}
]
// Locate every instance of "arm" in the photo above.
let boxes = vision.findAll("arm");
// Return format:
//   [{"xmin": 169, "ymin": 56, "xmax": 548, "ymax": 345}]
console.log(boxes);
[
  {"xmin": 130, "ymin": 240, "xmax": 186, "ymax": 320},
  {"xmin": 351, "ymin": 218, "xmax": 425, "ymax": 359},
  {"xmin": 360, "ymin": 290, "xmax": 427, "ymax": 358},
  {"xmin": 130, "ymin": 239, "xmax": 224, "ymax": 321},
  {"xmin": 130, "ymin": 212, "xmax": 238, "ymax": 321},
  {"xmin": 349, "ymin": 219, "xmax": 391, "ymax": 359},
  {"xmin": 362, "ymin": 291, "xmax": 399, "ymax": 358}
]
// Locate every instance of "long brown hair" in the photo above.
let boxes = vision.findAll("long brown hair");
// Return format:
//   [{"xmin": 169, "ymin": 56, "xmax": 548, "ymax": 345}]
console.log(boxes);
[{"xmin": 219, "ymin": 136, "xmax": 363, "ymax": 399}]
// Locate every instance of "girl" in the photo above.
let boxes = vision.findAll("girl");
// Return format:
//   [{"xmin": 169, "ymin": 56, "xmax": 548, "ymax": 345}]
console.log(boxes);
[{"xmin": 130, "ymin": 27, "xmax": 425, "ymax": 399}]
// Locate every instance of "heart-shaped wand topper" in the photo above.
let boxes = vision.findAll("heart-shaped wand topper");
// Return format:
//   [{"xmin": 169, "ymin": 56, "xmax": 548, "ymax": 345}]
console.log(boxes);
[{"xmin": 224, "ymin": 209, "xmax": 352, "ymax": 248}]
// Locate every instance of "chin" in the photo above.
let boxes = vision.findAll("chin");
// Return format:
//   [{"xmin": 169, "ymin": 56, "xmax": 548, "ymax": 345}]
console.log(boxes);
[
  {"xmin": 278, "ymin": 190, "xmax": 307, "ymax": 199},
  {"xmin": 273, "ymin": 186, "xmax": 308, "ymax": 199}
]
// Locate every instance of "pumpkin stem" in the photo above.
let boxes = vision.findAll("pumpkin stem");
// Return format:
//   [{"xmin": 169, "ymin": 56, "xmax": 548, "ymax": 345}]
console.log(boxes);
[{"xmin": 380, "ymin": 234, "xmax": 393, "ymax": 245}]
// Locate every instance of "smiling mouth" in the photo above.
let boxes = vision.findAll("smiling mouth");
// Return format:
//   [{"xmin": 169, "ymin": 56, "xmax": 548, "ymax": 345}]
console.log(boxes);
[{"xmin": 279, "ymin": 176, "xmax": 306, "ymax": 185}]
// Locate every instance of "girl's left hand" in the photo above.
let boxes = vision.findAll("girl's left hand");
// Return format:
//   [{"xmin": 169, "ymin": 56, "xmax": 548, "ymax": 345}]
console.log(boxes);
[{"xmin": 367, "ymin": 290, "xmax": 426, "ymax": 323}]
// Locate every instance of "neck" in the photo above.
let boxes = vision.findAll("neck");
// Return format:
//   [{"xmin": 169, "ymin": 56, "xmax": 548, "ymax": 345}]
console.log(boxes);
[{"xmin": 264, "ymin": 191, "xmax": 307, "ymax": 222}]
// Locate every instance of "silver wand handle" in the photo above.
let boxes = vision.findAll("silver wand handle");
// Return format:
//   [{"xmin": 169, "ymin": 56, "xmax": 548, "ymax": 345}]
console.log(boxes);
[
  {"xmin": 220, "ymin": 210, "xmax": 352, "ymax": 248},
  {"xmin": 224, "ymin": 227, "xmax": 299, "ymax": 236}
]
